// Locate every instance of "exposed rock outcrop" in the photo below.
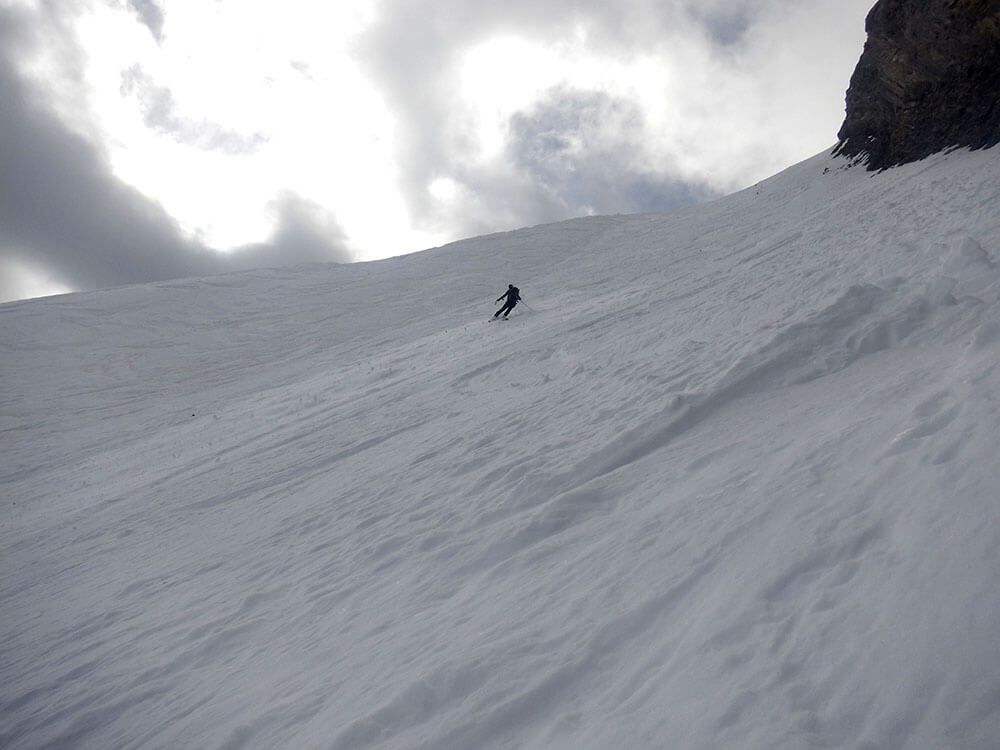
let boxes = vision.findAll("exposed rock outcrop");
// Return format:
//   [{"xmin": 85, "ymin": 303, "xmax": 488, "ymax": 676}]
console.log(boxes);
[{"xmin": 835, "ymin": 0, "xmax": 1000, "ymax": 169}]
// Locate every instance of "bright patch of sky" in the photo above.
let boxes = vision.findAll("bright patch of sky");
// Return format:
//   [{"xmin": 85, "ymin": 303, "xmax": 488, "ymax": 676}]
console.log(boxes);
[
  {"xmin": 73, "ymin": 0, "xmax": 418, "ymax": 253},
  {"xmin": 0, "ymin": 259, "xmax": 73, "ymax": 304}
]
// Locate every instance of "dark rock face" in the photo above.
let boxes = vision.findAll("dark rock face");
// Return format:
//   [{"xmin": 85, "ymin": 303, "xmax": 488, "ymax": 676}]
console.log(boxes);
[{"xmin": 835, "ymin": 0, "xmax": 1000, "ymax": 169}]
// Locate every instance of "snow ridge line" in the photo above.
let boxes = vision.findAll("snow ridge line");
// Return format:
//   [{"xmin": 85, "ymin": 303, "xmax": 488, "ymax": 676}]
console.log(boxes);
[
  {"xmin": 572, "ymin": 230, "xmax": 1000, "ymax": 492},
  {"xmin": 569, "ymin": 282, "xmax": 916, "ymax": 487}
]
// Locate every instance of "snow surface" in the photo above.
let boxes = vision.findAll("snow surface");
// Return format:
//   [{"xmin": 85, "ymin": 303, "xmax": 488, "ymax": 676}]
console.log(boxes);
[{"xmin": 3, "ymin": 146, "xmax": 1000, "ymax": 749}]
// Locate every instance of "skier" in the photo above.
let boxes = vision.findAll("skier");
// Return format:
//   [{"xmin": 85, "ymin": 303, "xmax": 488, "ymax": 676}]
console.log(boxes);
[{"xmin": 493, "ymin": 284, "xmax": 521, "ymax": 319}]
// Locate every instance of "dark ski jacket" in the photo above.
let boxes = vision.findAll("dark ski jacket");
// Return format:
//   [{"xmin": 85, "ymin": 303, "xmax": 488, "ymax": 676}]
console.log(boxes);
[{"xmin": 497, "ymin": 286, "xmax": 521, "ymax": 305}]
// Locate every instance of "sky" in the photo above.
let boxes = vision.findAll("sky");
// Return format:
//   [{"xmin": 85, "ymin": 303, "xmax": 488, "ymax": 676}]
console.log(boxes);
[{"xmin": 0, "ymin": 0, "xmax": 876, "ymax": 303}]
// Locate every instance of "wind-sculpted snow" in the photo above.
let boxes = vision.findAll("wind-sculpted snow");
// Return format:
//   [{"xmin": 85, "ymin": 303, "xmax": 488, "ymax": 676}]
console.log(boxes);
[{"xmin": 2, "ymin": 147, "xmax": 1000, "ymax": 749}]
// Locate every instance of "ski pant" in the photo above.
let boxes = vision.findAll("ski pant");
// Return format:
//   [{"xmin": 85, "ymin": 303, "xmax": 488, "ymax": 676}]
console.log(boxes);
[{"xmin": 495, "ymin": 301, "xmax": 517, "ymax": 318}]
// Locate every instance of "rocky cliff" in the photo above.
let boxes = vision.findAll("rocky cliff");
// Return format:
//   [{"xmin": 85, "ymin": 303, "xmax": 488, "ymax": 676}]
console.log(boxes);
[{"xmin": 835, "ymin": 0, "xmax": 1000, "ymax": 169}]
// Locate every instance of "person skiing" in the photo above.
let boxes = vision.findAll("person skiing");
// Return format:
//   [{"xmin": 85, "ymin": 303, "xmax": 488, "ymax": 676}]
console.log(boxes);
[{"xmin": 493, "ymin": 284, "xmax": 521, "ymax": 319}]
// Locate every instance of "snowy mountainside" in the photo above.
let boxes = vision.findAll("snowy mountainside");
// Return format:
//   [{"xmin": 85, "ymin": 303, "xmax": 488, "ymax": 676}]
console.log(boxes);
[{"xmin": 3, "ymin": 147, "xmax": 1000, "ymax": 749}]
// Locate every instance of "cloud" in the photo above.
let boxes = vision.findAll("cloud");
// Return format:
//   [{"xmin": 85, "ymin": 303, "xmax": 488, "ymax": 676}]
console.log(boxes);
[
  {"xmin": 686, "ymin": 1, "xmax": 754, "ymax": 47},
  {"xmin": 1, "ymin": 0, "xmax": 875, "ymax": 302},
  {"xmin": 412, "ymin": 84, "xmax": 719, "ymax": 241},
  {"xmin": 357, "ymin": 0, "xmax": 871, "ymax": 238},
  {"xmin": 233, "ymin": 194, "xmax": 351, "ymax": 271},
  {"xmin": 127, "ymin": 0, "xmax": 165, "ymax": 43},
  {"xmin": 356, "ymin": 0, "xmax": 626, "ymax": 225},
  {"xmin": 0, "ymin": 5, "xmax": 350, "ymax": 302},
  {"xmin": 508, "ymin": 86, "xmax": 715, "ymax": 214},
  {"xmin": 354, "ymin": 1, "xmax": 690, "ymax": 240},
  {"xmin": 120, "ymin": 66, "xmax": 268, "ymax": 155}
]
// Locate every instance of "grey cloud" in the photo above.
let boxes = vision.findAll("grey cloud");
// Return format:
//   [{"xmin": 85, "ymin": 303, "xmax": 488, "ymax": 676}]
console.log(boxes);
[
  {"xmin": 120, "ymin": 66, "xmax": 267, "ymax": 155},
  {"xmin": 127, "ymin": 0, "xmax": 165, "ymax": 43},
  {"xmin": 0, "ymin": 6, "xmax": 350, "ymax": 301},
  {"xmin": 688, "ymin": 4, "xmax": 754, "ymax": 47},
  {"xmin": 358, "ymin": 0, "xmax": 722, "ymax": 239},
  {"xmin": 234, "ymin": 195, "xmax": 351, "ymax": 271},
  {"xmin": 435, "ymin": 168, "xmax": 569, "ymax": 240},
  {"xmin": 508, "ymin": 87, "xmax": 715, "ymax": 215},
  {"xmin": 410, "ymin": 87, "xmax": 717, "ymax": 243},
  {"xmin": 358, "ymin": 1, "xmax": 623, "ymax": 212},
  {"xmin": 359, "ymin": 0, "xmax": 873, "ymax": 242},
  {"xmin": 290, "ymin": 60, "xmax": 313, "ymax": 78}
]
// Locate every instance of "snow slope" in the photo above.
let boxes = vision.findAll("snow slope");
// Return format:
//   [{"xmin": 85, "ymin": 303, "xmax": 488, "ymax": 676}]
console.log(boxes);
[{"xmin": 3, "ymin": 146, "xmax": 1000, "ymax": 749}]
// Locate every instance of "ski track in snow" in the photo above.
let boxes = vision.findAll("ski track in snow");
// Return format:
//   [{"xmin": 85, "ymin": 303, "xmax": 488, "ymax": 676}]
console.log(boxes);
[{"xmin": 3, "ymin": 147, "xmax": 1000, "ymax": 749}]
